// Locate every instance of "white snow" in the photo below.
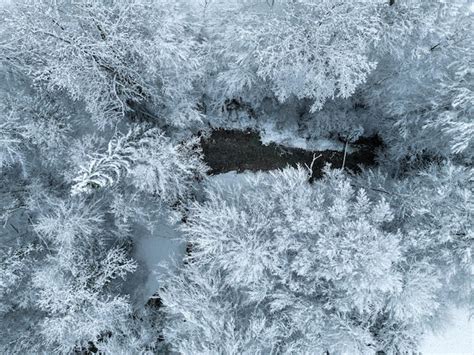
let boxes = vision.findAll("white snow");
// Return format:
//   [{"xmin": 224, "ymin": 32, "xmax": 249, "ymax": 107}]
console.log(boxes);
[
  {"xmin": 420, "ymin": 307, "xmax": 473, "ymax": 355},
  {"xmin": 259, "ymin": 121, "xmax": 351, "ymax": 152},
  {"xmin": 132, "ymin": 215, "xmax": 186, "ymax": 305},
  {"xmin": 209, "ymin": 170, "xmax": 257, "ymax": 186}
]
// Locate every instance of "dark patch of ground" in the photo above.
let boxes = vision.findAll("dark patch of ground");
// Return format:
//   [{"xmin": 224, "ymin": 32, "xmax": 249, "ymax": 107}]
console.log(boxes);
[{"xmin": 201, "ymin": 129, "xmax": 382, "ymax": 179}]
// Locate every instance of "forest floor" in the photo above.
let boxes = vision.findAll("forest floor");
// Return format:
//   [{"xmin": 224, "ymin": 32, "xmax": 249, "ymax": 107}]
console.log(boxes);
[
  {"xmin": 201, "ymin": 129, "xmax": 383, "ymax": 178},
  {"xmin": 132, "ymin": 217, "xmax": 185, "ymax": 307}
]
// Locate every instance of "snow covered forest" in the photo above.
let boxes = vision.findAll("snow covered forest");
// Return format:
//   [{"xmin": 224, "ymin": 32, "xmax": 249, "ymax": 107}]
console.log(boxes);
[{"xmin": 0, "ymin": 0, "xmax": 472, "ymax": 353}]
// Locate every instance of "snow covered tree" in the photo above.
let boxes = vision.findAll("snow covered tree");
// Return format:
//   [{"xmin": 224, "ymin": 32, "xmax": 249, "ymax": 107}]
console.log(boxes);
[
  {"xmin": 94, "ymin": 307, "xmax": 167, "ymax": 354},
  {"xmin": 203, "ymin": 0, "xmax": 385, "ymax": 113},
  {"xmin": 160, "ymin": 166, "xmax": 406, "ymax": 353},
  {"xmin": 30, "ymin": 194, "xmax": 138, "ymax": 353},
  {"xmin": 33, "ymin": 196, "xmax": 105, "ymax": 250},
  {"xmin": 0, "ymin": 81, "xmax": 82, "ymax": 179},
  {"xmin": 71, "ymin": 125, "xmax": 208, "ymax": 204},
  {"xmin": 32, "ymin": 247, "xmax": 136, "ymax": 353},
  {"xmin": 363, "ymin": 0, "xmax": 473, "ymax": 160},
  {"xmin": 356, "ymin": 162, "xmax": 473, "ymax": 306},
  {"xmin": 1, "ymin": 0, "xmax": 202, "ymax": 128},
  {"xmin": 161, "ymin": 163, "xmax": 472, "ymax": 353},
  {"xmin": 0, "ymin": 0, "xmax": 471, "ymax": 353},
  {"xmin": 0, "ymin": 244, "xmax": 43, "ymax": 354},
  {"xmin": 348, "ymin": 160, "xmax": 473, "ymax": 353},
  {"xmin": 0, "ymin": 111, "xmax": 25, "ymax": 169}
]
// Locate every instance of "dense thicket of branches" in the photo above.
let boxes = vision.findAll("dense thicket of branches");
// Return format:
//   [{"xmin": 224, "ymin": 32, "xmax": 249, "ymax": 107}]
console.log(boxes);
[{"xmin": 0, "ymin": 0, "xmax": 472, "ymax": 354}]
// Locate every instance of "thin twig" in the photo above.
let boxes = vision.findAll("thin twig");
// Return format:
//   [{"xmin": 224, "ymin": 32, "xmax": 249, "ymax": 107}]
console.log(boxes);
[
  {"xmin": 9, "ymin": 223, "xmax": 19, "ymax": 234},
  {"xmin": 305, "ymin": 153, "xmax": 322, "ymax": 177},
  {"xmin": 351, "ymin": 183, "xmax": 392, "ymax": 195},
  {"xmin": 341, "ymin": 140, "xmax": 348, "ymax": 170}
]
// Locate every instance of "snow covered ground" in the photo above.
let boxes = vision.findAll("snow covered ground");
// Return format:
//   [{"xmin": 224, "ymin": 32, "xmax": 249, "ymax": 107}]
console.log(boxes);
[
  {"xmin": 209, "ymin": 170, "xmax": 258, "ymax": 187},
  {"xmin": 132, "ymin": 215, "xmax": 186, "ymax": 305},
  {"xmin": 259, "ymin": 121, "xmax": 352, "ymax": 152},
  {"xmin": 420, "ymin": 307, "xmax": 473, "ymax": 355}
]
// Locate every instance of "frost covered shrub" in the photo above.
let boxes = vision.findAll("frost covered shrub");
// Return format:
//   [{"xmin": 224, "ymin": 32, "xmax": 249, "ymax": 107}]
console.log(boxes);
[{"xmin": 161, "ymin": 166, "xmax": 408, "ymax": 354}]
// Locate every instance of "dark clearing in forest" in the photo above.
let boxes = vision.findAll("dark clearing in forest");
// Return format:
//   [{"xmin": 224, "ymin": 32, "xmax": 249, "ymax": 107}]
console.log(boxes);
[{"xmin": 202, "ymin": 129, "xmax": 383, "ymax": 177}]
